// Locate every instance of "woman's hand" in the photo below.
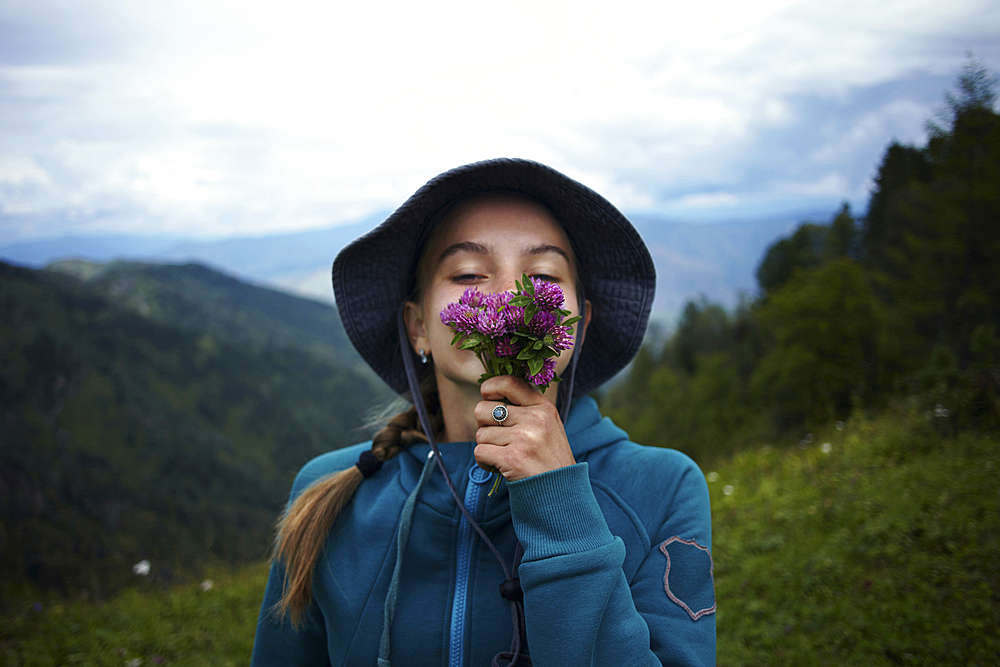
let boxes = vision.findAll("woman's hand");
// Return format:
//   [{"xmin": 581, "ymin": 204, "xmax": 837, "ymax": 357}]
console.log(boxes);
[{"xmin": 473, "ymin": 375, "xmax": 577, "ymax": 482}]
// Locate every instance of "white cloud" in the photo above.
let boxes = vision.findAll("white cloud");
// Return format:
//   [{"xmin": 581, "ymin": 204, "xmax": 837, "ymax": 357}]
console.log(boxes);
[
  {"xmin": 676, "ymin": 191, "xmax": 742, "ymax": 209},
  {"xmin": 1, "ymin": 0, "xmax": 998, "ymax": 240}
]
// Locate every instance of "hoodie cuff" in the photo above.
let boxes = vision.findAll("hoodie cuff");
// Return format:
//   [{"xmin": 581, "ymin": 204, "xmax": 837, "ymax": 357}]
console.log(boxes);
[{"xmin": 507, "ymin": 463, "xmax": 615, "ymax": 562}]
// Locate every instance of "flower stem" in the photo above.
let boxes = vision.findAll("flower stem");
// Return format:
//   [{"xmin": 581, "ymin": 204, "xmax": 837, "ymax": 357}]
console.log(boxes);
[{"xmin": 487, "ymin": 469, "xmax": 503, "ymax": 496}]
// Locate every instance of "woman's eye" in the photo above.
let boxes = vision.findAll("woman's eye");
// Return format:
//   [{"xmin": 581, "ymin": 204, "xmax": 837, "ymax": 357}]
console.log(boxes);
[
  {"xmin": 531, "ymin": 274, "xmax": 560, "ymax": 283},
  {"xmin": 452, "ymin": 274, "xmax": 484, "ymax": 283}
]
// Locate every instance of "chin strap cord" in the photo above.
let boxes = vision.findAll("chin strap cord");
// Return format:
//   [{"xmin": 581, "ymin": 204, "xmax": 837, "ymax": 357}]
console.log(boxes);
[
  {"xmin": 557, "ymin": 285, "xmax": 587, "ymax": 424},
  {"xmin": 386, "ymin": 297, "xmax": 587, "ymax": 666},
  {"xmin": 396, "ymin": 306, "xmax": 511, "ymax": 575},
  {"xmin": 493, "ymin": 542, "xmax": 532, "ymax": 667}
]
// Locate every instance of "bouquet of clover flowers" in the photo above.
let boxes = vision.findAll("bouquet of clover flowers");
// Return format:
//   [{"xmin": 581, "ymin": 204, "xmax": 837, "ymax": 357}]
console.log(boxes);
[{"xmin": 440, "ymin": 274, "xmax": 582, "ymax": 495}]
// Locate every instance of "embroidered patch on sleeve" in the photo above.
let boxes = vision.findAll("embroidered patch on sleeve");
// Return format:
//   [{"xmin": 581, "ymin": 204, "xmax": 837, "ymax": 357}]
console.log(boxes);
[{"xmin": 659, "ymin": 536, "xmax": 716, "ymax": 621}]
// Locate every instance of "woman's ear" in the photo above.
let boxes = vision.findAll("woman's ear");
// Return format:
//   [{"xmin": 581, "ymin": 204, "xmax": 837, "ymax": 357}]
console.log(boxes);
[{"xmin": 403, "ymin": 301, "xmax": 429, "ymax": 354}]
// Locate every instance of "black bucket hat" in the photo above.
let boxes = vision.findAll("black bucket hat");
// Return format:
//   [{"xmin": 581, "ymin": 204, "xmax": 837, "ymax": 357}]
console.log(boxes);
[{"xmin": 332, "ymin": 158, "xmax": 655, "ymax": 398}]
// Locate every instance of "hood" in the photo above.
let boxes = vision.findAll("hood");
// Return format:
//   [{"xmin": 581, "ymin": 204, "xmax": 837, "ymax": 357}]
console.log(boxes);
[{"xmin": 563, "ymin": 396, "xmax": 630, "ymax": 459}]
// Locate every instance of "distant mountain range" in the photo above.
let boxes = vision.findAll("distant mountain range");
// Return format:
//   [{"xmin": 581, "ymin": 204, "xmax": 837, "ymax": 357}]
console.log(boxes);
[{"xmin": 0, "ymin": 209, "xmax": 832, "ymax": 323}]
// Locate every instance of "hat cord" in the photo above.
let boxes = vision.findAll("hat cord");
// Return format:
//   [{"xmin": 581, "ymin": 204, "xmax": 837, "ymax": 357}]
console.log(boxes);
[
  {"xmin": 556, "ymin": 285, "xmax": 587, "ymax": 423},
  {"xmin": 393, "ymin": 305, "xmax": 531, "ymax": 666},
  {"xmin": 387, "ymin": 286, "xmax": 587, "ymax": 665}
]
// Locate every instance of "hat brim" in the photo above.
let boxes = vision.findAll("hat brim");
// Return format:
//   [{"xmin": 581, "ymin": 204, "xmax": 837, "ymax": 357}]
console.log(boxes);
[{"xmin": 332, "ymin": 158, "xmax": 655, "ymax": 397}]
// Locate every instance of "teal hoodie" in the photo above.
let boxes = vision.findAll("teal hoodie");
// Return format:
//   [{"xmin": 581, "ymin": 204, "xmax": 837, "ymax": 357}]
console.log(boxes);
[{"xmin": 251, "ymin": 397, "xmax": 716, "ymax": 666}]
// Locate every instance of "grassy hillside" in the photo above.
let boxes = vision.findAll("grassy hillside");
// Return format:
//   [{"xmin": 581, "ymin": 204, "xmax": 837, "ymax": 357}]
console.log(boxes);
[
  {"xmin": 0, "ymin": 564, "xmax": 269, "ymax": 667},
  {"xmin": 2, "ymin": 407, "xmax": 996, "ymax": 665},
  {"xmin": 710, "ymin": 405, "xmax": 999, "ymax": 665}
]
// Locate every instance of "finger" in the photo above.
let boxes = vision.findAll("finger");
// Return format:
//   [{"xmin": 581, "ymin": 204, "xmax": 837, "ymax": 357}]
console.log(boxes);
[
  {"xmin": 473, "ymin": 442, "xmax": 516, "ymax": 478},
  {"xmin": 480, "ymin": 375, "xmax": 544, "ymax": 407},
  {"xmin": 473, "ymin": 442, "xmax": 501, "ymax": 474},
  {"xmin": 475, "ymin": 424, "xmax": 514, "ymax": 448}
]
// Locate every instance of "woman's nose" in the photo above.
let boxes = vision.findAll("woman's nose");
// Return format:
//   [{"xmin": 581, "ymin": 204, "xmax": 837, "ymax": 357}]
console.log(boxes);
[{"xmin": 494, "ymin": 270, "xmax": 522, "ymax": 294}]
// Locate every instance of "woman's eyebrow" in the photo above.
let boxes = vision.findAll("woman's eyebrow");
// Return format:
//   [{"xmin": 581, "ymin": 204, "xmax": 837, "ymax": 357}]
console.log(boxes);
[
  {"xmin": 524, "ymin": 244, "xmax": 571, "ymax": 264},
  {"xmin": 437, "ymin": 241, "xmax": 490, "ymax": 262},
  {"xmin": 437, "ymin": 241, "xmax": 571, "ymax": 265}
]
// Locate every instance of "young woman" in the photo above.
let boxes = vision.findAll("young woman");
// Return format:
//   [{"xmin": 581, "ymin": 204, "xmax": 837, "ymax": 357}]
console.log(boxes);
[{"xmin": 250, "ymin": 159, "xmax": 716, "ymax": 666}]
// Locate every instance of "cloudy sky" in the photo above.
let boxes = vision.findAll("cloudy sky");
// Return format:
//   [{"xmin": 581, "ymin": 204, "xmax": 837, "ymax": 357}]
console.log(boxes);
[{"xmin": 1, "ymin": 0, "xmax": 998, "ymax": 242}]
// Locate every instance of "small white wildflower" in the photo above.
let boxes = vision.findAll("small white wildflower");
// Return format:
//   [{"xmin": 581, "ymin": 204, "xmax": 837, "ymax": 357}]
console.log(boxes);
[
  {"xmin": 706, "ymin": 472, "xmax": 720, "ymax": 483},
  {"xmin": 132, "ymin": 560, "xmax": 150, "ymax": 576},
  {"xmin": 125, "ymin": 659, "xmax": 142, "ymax": 667},
  {"xmin": 934, "ymin": 405, "xmax": 949, "ymax": 418},
  {"xmin": 723, "ymin": 485, "xmax": 734, "ymax": 496},
  {"xmin": 803, "ymin": 433, "xmax": 814, "ymax": 444},
  {"xmin": 821, "ymin": 442, "xmax": 832, "ymax": 454},
  {"xmin": 835, "ymin": 420, "xmax": 845, "ymax": 431},
  {"xmin": 200, "ymin": 579, "xmax": 213, "ymax": 592}
]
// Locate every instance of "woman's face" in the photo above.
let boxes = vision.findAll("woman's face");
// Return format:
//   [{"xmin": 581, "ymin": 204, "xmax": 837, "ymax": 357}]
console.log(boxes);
[{"xmin": 405, "ymin": 193, "xmax": 588, "ymax": 400}]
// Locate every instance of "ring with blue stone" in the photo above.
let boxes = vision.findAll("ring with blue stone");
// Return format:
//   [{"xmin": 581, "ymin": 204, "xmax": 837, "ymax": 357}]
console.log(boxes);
[{"xmin": 492, "ymin": 404, "xmax": 509, "ymax": 425}]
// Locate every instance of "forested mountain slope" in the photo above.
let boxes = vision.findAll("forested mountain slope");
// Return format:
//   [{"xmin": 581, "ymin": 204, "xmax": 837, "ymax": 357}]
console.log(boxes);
[
  {"xmin": 603, "ymin": 60, "xmax": 1000, "ymax": 464},
  {"xmin": 0, "ymin": 261, "xmax": 390, "ymax": 595}
]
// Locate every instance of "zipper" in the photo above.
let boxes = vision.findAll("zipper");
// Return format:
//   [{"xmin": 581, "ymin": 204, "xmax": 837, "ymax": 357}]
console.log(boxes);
[{"xmin": 449, "ymin": 463, "xmax": 492, "ymax": 667}]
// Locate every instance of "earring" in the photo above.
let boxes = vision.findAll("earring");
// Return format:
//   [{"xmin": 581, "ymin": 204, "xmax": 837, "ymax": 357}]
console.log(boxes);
[{"xmin": 419, "ymin": 348, "xmax": 428, "ymax": 364}]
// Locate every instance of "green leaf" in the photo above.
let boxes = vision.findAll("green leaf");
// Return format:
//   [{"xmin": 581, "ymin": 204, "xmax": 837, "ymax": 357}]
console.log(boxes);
[
  {"xmin": 509, "ymin": 295, "xmax": 534, "ymax": 307},
  {"xmin": 517, "ymin": 348, "xmax": 536, "ymax": 360},
  {"xmin": 522, "ymin": 272, "xmax": 534, "ymax": 295},
  {"xmin": 562, "ymin": 315, "xmax": 582, "ymax": 327},
  {"xmin": 451, "ymin": 331, "xmax": 465, "ymax": 346},
  {"xmin": 458, "ymin": 338, "xmax": 481, "ymax": 351},
  {"xmin": 527, "ymin": 357, "xmax": 544, "ymax": 375},
  {"xmin": 541, "ymin": 347, "xmax": 557, "ymax": 358},
  {"xmin": 524, "ymin": 303, "xmax": 538, "ymax": 325},
  {"xmin": 533, "ymin": 340, "xmax": 544, "ymax": 350}
]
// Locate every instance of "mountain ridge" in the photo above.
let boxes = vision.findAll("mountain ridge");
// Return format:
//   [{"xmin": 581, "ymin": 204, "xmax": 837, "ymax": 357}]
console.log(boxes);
[{"xmin": 1, "ymin": 209, "xmax": 834, "ymax": 321}]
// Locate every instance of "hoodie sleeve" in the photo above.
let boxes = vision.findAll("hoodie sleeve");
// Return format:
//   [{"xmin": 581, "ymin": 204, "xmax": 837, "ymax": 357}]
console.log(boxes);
[{"xmin": 507, "ymin": 461, "xmax": 716, "ymax": 667}]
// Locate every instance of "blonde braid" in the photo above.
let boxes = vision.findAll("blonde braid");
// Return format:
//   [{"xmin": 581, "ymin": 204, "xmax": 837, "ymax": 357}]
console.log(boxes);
[{"xmin": 271, "ymin": 380, "xmax": 440, "ymax": 626}]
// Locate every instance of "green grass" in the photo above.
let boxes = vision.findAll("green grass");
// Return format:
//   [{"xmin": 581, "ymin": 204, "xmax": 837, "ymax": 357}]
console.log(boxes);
[
  {"xmin": 2, "ymin": 408, "xmax": 998, "ymax": 666},
  {"xmin": 710, "ymin": 407, "xmax": 1000, "ymax": 665},
  {"xmin": 0, "ymin": 565, "xmax": 269, "ymax": 667}
]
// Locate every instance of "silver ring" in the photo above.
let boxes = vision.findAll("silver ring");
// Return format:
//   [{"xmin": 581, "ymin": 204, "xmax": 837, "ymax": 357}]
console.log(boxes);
[{"xmin": 492, "ymin": 404, "xmax": 508, "ymax": 425}]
